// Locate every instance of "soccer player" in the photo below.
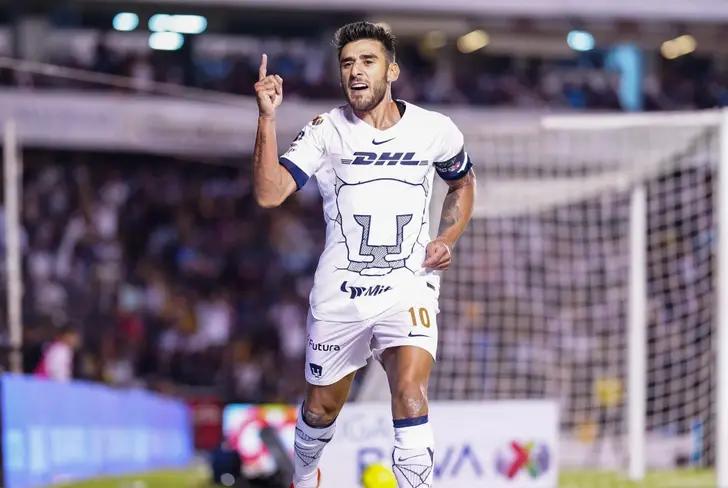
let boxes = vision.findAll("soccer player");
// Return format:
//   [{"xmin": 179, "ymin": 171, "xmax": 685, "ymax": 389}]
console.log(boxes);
[{"xmin": 253, "ymin": 21, "xmax": 475, "ymax": 488}]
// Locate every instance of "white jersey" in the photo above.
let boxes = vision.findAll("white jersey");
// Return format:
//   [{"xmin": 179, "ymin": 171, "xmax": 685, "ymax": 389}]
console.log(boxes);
[
  {"xmin": 35, "ymin": 341, "xmax": 73, "ymax": 381},
  {"xmin": 280, "ymin": 100, "xmax": 471, "ymax": 322}
]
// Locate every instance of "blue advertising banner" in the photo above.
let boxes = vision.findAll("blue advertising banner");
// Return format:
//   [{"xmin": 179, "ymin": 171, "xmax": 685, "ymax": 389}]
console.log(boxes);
[{"xmin": 1, "ymin": 374, "xmax": 193, "ymax": 488}]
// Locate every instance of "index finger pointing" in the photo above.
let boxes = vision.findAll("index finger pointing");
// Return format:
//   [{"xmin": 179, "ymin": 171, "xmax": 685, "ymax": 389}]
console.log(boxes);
[{"xmin": 259, "ymin": 53, "xmax": 267, "ymax": 81}]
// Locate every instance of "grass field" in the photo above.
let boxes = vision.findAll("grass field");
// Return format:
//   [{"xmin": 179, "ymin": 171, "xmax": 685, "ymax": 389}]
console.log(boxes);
[
  {"xmin": 52, "ymin": 468, "xmax": 211, "ymax": 488},
  {"xmin": 560, "ymin": 469, "xmax": 714, "ymax": 487},
  {"xmin": 51, "ymin": 468, "xmax": 716, "ymax": 488}
]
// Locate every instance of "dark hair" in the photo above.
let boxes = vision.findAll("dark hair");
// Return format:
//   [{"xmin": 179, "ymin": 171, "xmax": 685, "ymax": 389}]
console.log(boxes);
[
  {"xmin": 333, "ymin": 21, "xmax": 396, "ymax": 62},
  {"xmin": 57, "ymin": 325, "xmax": 77, "ymax": 338}
]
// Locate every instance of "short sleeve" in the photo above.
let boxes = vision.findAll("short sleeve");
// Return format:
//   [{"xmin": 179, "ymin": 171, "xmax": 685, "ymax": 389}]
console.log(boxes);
[
  {"xmin": 279, "ymin": 114, "xmax": 328, "ymax": 190},
  {"xmin": 433, "ymin": 117, "xmax": 472, "ymax": 181}
]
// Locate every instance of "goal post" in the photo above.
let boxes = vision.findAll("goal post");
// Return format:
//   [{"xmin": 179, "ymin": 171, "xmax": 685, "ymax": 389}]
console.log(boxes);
[
  {"xmin": 4, "ymin": 120, "xmax": 23, "ymax": 374},
  {"xmin": 429, "ymin": 109, "xmax": 723, "ymax": 479},
  {"xmin": 628, "ymin": 183, "xmax": 647, "ymax": 480},
  {"xmin": 716, "ymin": 108, "xmax": 728, "ymax": 487}
]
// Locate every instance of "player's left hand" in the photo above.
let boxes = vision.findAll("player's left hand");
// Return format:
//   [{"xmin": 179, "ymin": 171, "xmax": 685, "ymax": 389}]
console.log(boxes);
[{"xmin": 423, "ymin": 238, "xmax": 452, "ymax": 270}]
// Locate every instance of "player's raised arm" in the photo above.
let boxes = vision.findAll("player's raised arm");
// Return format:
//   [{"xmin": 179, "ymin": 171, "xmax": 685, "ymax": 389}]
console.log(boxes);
[{"xmin": 252, "ymin": 53, "xmax": 297, "ymax": 208}]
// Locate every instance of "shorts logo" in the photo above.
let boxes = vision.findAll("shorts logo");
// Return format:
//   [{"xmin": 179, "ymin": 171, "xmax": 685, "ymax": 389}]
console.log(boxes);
[
  {"xmin": 309, "ymin": 363, "xmax": 323, "ymax": 378},
  {"xmin": 408, "ymin": 331, "xmax": 430, "ymax": 338},
  {"xmin": 340, "ymin": 281, "xmax": 393, "ymax": 299},
  {"xmin": 308, "ymin": 339, "xmax": 341, "ymax": 352}
]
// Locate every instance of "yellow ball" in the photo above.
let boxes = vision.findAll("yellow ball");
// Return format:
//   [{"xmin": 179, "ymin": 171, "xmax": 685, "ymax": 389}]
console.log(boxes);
[{"xmin": 362, "ymin": 463, "xmax": 397, "ymax": 488}]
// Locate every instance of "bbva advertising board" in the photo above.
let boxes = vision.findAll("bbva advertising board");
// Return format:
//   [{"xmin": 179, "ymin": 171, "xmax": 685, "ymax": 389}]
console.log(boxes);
[
  {"xmin": 319, "ymin": 401, "xmax": 558, "ymax": 488},
  {"xmin": 328, "ymin": 401, "xmax": 558, "ymax": 488},
  {"xmin": 223, "ymin": 400, "xmax": 558, "ymax": 487}
]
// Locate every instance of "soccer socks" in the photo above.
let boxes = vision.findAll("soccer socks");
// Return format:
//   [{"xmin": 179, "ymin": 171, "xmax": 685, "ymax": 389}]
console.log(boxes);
[
  {"xmin": 392, "ymin": 415, "xmax": 435, "ymax": 488},
  {"xmin": 292, "ymin": 407, "xmax": 335, "ymax": 488}
]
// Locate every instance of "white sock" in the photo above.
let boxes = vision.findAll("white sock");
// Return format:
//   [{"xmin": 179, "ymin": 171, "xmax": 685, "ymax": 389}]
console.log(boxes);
[
  {"xmin": 392, "ymin": 416, "xmax": 435, "ymax": 488},
  {"xmin": 292, "ymin": 406, "xmax": 335, "ymax": 488}
]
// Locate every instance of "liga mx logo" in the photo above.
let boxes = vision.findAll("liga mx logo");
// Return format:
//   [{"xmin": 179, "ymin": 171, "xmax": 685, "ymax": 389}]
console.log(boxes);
[
  {"xmin": 334, "ymin": 176, "xmax": 428, "ymax": 276},
  {"xmin": 494, "ymin": 441, "xmax": 550, "ymax": 480}
]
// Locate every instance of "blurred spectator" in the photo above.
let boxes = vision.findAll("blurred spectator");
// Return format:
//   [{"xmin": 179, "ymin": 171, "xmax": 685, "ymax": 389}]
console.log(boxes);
[
  {"xmin": 34, "ymin": 325, "xmax": 81, "ymax": 381},
  {"xmin": 13, "ymin": 152, "xmax": 318, "ymax": 403},
  {"xmin": 2, "ymin": 34, "xmax": 724, "ymax": 111}
]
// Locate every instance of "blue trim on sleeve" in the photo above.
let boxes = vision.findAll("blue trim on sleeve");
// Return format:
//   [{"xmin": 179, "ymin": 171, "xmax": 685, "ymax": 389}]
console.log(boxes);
[
  {"xmin": 435, "ymin": 147, "xmax": 466, "ymax": 168},
  {"xmin": 279, "ymin": 157, "xmax": 310, "ymax": 191},
  {"xmin": 437, "ymin": 159, "xmax": 472, "ymax": 181},
  {"xmin": 393, "ymin": 415, "xmax": 429, "ymax": 428}
]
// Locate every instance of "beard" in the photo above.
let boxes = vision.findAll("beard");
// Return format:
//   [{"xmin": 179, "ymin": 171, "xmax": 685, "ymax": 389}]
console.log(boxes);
[{"xmin": 343, "ymin": 78, "xmax": 388, "ymax": 113}]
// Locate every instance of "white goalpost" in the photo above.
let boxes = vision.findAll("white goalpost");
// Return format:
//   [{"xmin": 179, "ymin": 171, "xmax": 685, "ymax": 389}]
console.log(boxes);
[
  {"xmin": 628, "ymin": 183, "xmax": 647, "ymax": 481},
  {"xmin": 427, "ymin": 109, "xmax": 725, "ymax": 481},
  {"xmin": 716, "ymin": 108, "xmax": 728, "ymax": 487},
  {"xmin": 4, "ymin": 120, "xmax": 23, "ymax": 374}
]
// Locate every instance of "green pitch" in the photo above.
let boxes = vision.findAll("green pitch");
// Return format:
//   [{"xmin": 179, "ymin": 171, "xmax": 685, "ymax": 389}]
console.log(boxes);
[
  {"xmin": 51, "ymin": 468, "xmax": 715, "ymax": 488},
  {"xmin": 561, "ymin": 469, "xmax": 714, "ymax": 488},
  {"xmin": 50, "ymin": 468, "xmax": 211, "ymax": 488}
]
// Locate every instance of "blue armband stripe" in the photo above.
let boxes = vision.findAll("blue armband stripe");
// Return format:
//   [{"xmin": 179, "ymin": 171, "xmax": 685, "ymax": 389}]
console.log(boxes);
[{"xmin": 435, "ymin": 146, "xmax": 471, "ymax": 179}]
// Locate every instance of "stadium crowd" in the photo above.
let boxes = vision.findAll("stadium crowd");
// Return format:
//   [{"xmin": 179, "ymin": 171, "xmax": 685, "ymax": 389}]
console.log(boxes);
[
  {"xmin": 15, "ymin": 152, "xmax": 322, "ymax": 403},
  {"xmin": 2, "ymin": 35, "xmax": 726, "ymax": 110}
]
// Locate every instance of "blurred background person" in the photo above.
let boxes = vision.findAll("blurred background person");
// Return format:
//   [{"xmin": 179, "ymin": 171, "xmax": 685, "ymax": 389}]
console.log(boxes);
[{"xmin": 33, "ymin": 325, "xmax": 81, "ymax": 381}]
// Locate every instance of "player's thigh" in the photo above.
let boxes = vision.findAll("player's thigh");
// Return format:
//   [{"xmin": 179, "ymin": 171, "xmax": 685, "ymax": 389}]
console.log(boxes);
[
  {"xmin": 371, "ymin": 293, "xmax": 439, "ymax": 364},
  {"xmin": 381, "ymin": 346, "xmax": 434, "ymax": 418},
  {"xmin": 305, "ymin": 310, "xmax": 373, "ymax": 387},
  {"xmin": 381, "ymin": 345, "xmax": 434, "ymax": 390}
]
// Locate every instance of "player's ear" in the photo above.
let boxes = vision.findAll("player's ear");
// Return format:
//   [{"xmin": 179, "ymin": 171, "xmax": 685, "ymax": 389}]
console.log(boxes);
[{"xmin": 387, "ymin": 62, "xmax": 400, "ymax": 83}]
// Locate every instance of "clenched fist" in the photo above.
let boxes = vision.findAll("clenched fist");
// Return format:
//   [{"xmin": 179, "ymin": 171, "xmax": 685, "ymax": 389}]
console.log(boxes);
[
  {"xmin": 423, "ymin": 238, "xmax": 453, "ymax": 270},
  {"xmin": 254, "ymin": 53, "xmax": 283, "ymax": 118}
]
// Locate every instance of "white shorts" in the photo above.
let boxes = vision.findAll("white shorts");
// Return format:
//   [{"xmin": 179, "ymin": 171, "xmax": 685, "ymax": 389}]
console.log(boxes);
[{"xmin": 304, "ymin": 284, "xmax": 439, "ymax": 386}]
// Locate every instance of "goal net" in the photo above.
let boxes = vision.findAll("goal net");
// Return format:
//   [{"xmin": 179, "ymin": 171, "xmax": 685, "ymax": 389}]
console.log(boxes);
[{"xmin": 430, "ymin": 111, "xmax": 723, "ymax": 472}]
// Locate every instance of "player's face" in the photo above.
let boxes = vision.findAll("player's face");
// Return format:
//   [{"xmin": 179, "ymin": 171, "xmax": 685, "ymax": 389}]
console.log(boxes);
[{"xmin": 339, "ymin": 39, "xmax": 393, "ymax": 112}]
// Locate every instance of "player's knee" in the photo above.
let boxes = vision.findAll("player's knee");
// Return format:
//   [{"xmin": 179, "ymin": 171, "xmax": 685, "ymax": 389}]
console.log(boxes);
[
  {"xmin": 392, "ymin": 381, "xmax": 428, "ymax": 417},
  {"xmin": 302, "ymin": 402, "xmax": 339, "ymax": 428}
]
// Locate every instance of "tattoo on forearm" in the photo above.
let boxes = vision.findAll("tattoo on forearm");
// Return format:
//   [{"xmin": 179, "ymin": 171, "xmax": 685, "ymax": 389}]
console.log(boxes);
[
  {"xmin": 254, "ymin": 128, "xmax": 266, "ymax": 167},
  {"xmin": 254, "ymin": 126, "xmax": 282, "ymax": 189},
  {"xmin": 438, "ymin": 188, "xmax": 462, "ymax": 235},
  {"xmin": 437, "ymin": 171, "xmax": 475, "ymax": 241}
]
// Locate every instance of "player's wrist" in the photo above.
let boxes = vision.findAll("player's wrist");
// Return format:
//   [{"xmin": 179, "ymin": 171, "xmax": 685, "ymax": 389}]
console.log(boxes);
[{"xmin": 258, "ymin": 113, "xmax": 277, "ymax": 122}]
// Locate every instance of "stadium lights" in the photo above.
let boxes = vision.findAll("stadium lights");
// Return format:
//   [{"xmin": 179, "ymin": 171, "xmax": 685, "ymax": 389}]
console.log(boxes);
[
  {"xmin": 149, "ymin": 14, "xmax": 172, "ymax": 32},
  {"xmin": 112, "ymin": 13, "xmax": 139, "ymax": 32},
  {"xmin": 567, "ymin": 30, "xmax": 595, "ymax": 52},
  {"xmin": 149, "ymin": 32, "xmax": 185, "ymax": 51},
  {"xmin": 170, "ymin": 15, "xmax": 208, "ymax": 34},
  {"xmin": 457, "ymin": 30, "xmax": 489, "ymax": 54},
  {"xmin": 423, "ymin": 30, "xmax": 447, "ymax": 50},
  {"xmin": 661, "ymin": 34, "xmax": 696, "ymax": 60},
  {"xmin": 149, "ymin": 14, "xmax": 208, "ymax": 35}
]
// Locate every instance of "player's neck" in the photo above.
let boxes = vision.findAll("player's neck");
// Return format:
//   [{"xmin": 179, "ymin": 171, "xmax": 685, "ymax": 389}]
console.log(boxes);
[{"xmin": 353, "ymin": 97, "xmax": 401, "ymax": 131}]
